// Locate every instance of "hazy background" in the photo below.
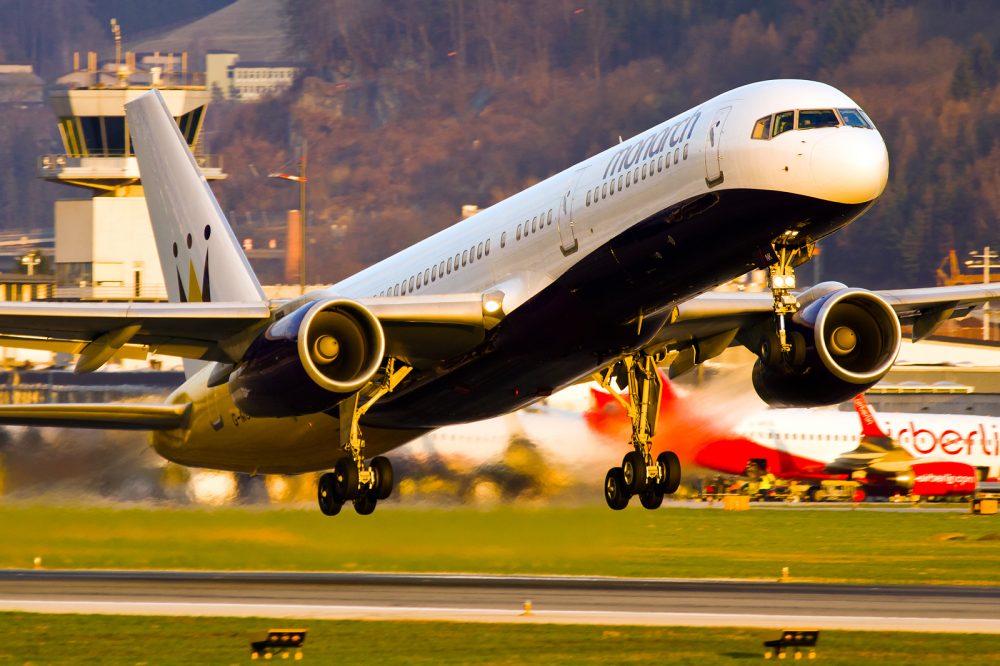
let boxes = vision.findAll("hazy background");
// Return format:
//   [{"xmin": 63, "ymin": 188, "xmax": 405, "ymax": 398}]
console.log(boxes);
[{"xmin": 0, "ymin": 0, "xmax": 997, "ymax": 289}]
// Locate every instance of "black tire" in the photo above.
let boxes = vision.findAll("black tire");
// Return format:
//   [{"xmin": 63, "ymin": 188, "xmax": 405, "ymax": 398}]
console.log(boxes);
[
  {"xmin": 760, "ymin": 330, "xmax": 782, "ymax": 367},
  {"xmin": 656, "ymin": 451, "xmax": 681, "ymax": 494},
  {"xmin": 787, "ymin": 331, "xmax": 807, "ymax": 367},
  {"xmin": 371, "ymin": 456, "xmax": 394, "ymax": 500},
  {"xmin": 333, "ymin": 458, "xmax": 359, "ymax": 502},
  {"xmin": 353, "ymin": 489, "xmax": 378, "ymax": 515},
  {"xmin": 622, "ymin": 450, "xmax": 647, "ymax": 495},
  {"xmin": 317, "ymin": 472, "xmax": 342, "ymax": 516},
  {"xmin": 639, "ymin": 487, "xmax": 664, "ymax": 510},
  {"xmin": 604, "ymin": 467, "xmax": 629, "ymax": 510}
]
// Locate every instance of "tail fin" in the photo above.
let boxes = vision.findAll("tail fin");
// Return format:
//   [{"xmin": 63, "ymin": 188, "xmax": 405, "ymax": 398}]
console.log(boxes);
[
  {"xmin": 125, "ymin": 89, "xmax": 265, "ymax": 305},
  {"xmin": 853, "ymin": 393, "xmax": 889, "ymax": 438}
]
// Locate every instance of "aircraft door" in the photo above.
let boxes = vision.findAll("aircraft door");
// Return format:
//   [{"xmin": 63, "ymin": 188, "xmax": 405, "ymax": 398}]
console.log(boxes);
[
  {"xmin": 556, "ymin": 167, "xmax": 587, "ymax": 256},
  {"xmin": 704, "ymin": 106, "xmax": 731, "ymax": 187}
]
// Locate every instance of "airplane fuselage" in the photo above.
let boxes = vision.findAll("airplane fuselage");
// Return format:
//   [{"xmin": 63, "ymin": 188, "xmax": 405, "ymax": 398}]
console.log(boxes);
[{"xmin": 153, "ymin": 80, "xmax": 890, "ymax": 474}]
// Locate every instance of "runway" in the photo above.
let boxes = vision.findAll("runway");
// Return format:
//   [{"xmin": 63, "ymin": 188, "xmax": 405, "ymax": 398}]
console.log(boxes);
[{"xmin": 1, "ymin": 570, "xmax": 998, "ymax": 633}]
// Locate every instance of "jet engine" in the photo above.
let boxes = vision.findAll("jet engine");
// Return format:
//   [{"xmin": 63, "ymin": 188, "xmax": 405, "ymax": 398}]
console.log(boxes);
[
  {"xmin": 893, "ymin": 462, "xmax": 978, "ymax": 497},
  {"xmin": 229, "ymin": 298, "xmax": 385, "ymax": 417},
  {"xmin": 752, "ymin": 287, "xmax": 901, "ymax": 407}
]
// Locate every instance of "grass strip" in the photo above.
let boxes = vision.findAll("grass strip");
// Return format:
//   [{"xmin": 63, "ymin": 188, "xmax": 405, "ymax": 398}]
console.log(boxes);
[
  {"xmin": 1, "ymin": 612, "xmax": 998, "ymax": 665},
  {"xmin": 2, "ymin": 504, "xmax": 1000, "ymax": 584}
]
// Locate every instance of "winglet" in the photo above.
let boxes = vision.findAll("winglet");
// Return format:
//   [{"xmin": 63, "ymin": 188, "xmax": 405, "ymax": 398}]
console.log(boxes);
[
  {"xmin": 853, "ymin": 394, "xmax": 888, "ymax": 438},
  {"xmin": 125, "ymin": 89, "xmax": 265, "ymax": 304}
]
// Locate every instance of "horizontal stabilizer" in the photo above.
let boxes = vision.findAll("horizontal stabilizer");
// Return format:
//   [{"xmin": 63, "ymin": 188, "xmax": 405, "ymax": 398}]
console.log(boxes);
[{"xmin": 0, "ymin": 403, "xmax": 191, "ymax": 430}]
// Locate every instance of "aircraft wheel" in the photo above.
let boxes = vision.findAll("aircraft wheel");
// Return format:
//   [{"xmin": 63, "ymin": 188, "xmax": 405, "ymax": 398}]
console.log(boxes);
[
  {"xmin": 371, "ymin": 456, "xmax": 394, "ymax": 500},
  {"xmin": 604, "ymin": 467, "xmax": 630, "ymax": 510},
  {"xmin": 656, "ymin": 451, "xmax": 681, "ymax": 494},
  {"xmin": 622, "ymin": 451, "xmax": 647, "ymax": 495},
  {"xmin": 787, "ymin": 331, "xmax": 807, "ymax": 367},
  {"xmin": 333, "ymin": 458, "xmax": 359, "ymax": 502},
  {"xmin": 317, "ymin": 472, "xmax": 342, "ymax": 516},
  {"xmin": 353, "ymin": 489, "xmax": 378, "ymax": 515},
  {"xmin": 760, "ymin": 331, "xmax": 782, "ymax": 366},
  {"xmin": 639, "ymin": 486, "xmax": 664, "ymax": 510}
]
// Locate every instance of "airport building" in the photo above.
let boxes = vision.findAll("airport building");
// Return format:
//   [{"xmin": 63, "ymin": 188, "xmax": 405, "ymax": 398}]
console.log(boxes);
[{"xmin": 38, "ymin": 53, "xmax": 225, "ymax": 301}]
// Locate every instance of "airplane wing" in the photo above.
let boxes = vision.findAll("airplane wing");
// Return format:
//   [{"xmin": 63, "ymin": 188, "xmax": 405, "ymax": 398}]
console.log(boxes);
[
  {"xmin": 0, "ymin": 402, "xmax": 190, "ymax": 430},
  {"xmin": 649, "ymin": 282, "xmax": 1000, "ymax": 377},
  {"xmin": 0, "ymin": 293, "xmax": 499, "ymax": 373}
]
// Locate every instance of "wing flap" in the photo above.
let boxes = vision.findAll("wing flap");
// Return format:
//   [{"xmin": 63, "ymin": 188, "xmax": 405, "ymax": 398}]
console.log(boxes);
[{"xmin": 0, "ymin": 403, "xmax": 191, "ymax": 430}]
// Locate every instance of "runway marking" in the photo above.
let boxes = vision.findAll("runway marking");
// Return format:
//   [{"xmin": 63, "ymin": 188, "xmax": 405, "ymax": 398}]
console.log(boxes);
[{"xmin": 1, "ymin": 599, "xmax": 998, "ymax": 633}]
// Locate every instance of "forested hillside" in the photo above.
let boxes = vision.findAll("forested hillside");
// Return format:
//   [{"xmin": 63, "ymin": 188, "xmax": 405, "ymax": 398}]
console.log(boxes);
[{"xmin": 3, "ymin": 1, "xmax": 999, "ymax": 288}]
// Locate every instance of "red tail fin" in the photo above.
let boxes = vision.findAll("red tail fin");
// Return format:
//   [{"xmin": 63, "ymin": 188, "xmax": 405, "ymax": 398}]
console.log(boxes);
[{"xmin": 853, "ymin": 394, "xmax": 888, "ymax": 438}]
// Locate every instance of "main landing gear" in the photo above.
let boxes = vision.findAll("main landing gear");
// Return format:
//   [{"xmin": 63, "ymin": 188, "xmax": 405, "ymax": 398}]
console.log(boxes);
[
  {"xmin": 317, "ymin": 359, "xmax": 412, "ymax": 516},
  {"xmin": 594, "ymin": 353, "xmax": 681, "ymax": 511}
]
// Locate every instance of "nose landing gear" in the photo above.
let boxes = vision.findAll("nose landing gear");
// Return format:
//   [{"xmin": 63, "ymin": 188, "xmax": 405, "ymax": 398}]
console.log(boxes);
[
  {"xmin": 762, "ymin": 233, "xmax": 814, "ymax": 367},
  {"xmin": 316, "ymin": 359, "xmax": 411, "ymax": 516},
  {"xmin": 595, "ymin": 353, "xmax": 682, "ymax": 510}
]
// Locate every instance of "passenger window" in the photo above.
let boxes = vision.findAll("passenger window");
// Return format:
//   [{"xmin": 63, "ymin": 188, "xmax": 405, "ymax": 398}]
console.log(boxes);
[
  {"xmin": 602, "ymin": 183, "xmax": 607, "ymax": 198},
  {"xmin": 485, "ymin": 238, "xmax": 490, "ymax": 255},
  {"xmin": 586, "ymin": 191, "xmax": 591, "ymax": 206},
  {"xmin": 673, "ymin": 148, "xmax": 679, "ymax": 164},
  {"xmin": 625, "ymin": 172, "xmax": 631, "ymax": 187},
  {"xmin": 408, "ymin": 276, "xmax": 414, "ymax": 292},
  {"xmin": 751, "ymin": 115, "xmax": 772, "ymax": 140},
  {"xmin": 617, "ymin": 175, "xmax": 623, "ymax": 190},
  {"xmin": 424, "ymin": 268, "xmax": 430, "ymax": 283},
  {"xmin": 838, "ymin": 108, "xmax": 872, "ymax": 129},
  {"xmin": 500, "ymin": 232, "xmax": 506, "ymax": 249},
  {"xmin": 469, "ymin": 245, "xmax": 475, "ymax": 262},
  {"xmin": 642, "ymin": 164, "xmax": 647, "ymax": 179},
  {"xmin": 797, "ymin": 109, "xmax": 839, "ymax": 129},
  {"xmin": 440, "ymin": 260, "xmax": 445, "ymax": 275},
  {"xmin": 532, "ymin": 216, "xmax": 537, "ymax": 233},
  {"xmin": 657, "ymin": 156, "xmax": 663, "ymax": 172},
  {"xmin": 516, "ymin": 224, "xmax": 522, "ymax": 240},
  {"xmin": 633, "ymin": 167, "xmax": 639, "ymax": 181},
  {"xmin": 462, "ymin": 250, "xmax": 468, "ymax": 266},
  {"xmin": 447, "ymin": 257, "xmax": 453, "ymax": 273},
  {"xmin": 683, "ymin": 144, "xmax": 689, "ymax": 159},
  {"xmin": 416, "ymin": 273, "xmax": 422, "ymax": 289},
  {"xmin": 477, "ymin": 242, "xmax": 483, "ymax": 259},
  {"xmin": 773, "ymin": 110, "xmax": 794, "ymax": 136},
  {"xmin": 455, "ymin": 253, "xmax": 460, "ymax": 268},
  {"xmin": 432, "ymin": 265, "xmax": 437, "ymax": 281},
  {"xmin": 394, "ymin": 284, "xmax": 400, "ymax": 296},
  {"xmin": 547, "ymin": 210, "xmax": 552, "ymax": 225}
]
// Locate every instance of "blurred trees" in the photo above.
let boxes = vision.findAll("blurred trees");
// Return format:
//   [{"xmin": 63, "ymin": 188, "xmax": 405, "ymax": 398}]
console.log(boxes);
[{"xmin": 3, "ymin": 1, "xmax": 999, "ymax": 288}]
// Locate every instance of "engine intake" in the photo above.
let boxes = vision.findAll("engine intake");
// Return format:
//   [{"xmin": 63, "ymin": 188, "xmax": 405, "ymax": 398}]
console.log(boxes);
[
  {"xmin": 752, "ymin": 287, "xmax": 901, "ymax": 407},
  {"xmin": 229, "ymin": 298, "xmax": 385, "ymax": 417}
]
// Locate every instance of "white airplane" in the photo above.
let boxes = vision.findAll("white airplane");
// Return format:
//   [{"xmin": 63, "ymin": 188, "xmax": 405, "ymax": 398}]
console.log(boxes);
[
  {"xmin": 0, "ymin": 79, "xmax": 996, "ymax": 515},
  {"xmin": 690, "ymin": 394, "xmax": 994, "ymax": 498}
]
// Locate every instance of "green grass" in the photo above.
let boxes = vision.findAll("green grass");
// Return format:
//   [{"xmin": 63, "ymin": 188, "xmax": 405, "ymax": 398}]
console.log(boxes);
[
  {"xmin": 0, "ymin": 613, "xmax": 998, "ymax": 665},
  {"xmin": 2, "ymin": 503, "xmax": 1000, "ymax": 584}
]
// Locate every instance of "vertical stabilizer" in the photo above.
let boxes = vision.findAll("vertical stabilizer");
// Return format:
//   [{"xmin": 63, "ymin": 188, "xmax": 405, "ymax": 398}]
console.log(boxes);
[
  {"xmin": 125, "ymin": 89, "xmax": 265, "ymax": 305},
  {"xmin": 853, "ymin": 394, "xmax": 889, "ymax": 438}
]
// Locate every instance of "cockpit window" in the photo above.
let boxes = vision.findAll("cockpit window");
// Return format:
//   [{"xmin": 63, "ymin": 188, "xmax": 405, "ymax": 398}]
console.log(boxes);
[
  {"xmin": 838, "ymin": 108, "xmax": 873, "ymax": 129},
  {"xmin": 797, "ymin": 109, "xmax": 840, "ymax": 129},
  {"xmin": 773, "ymin": 111, "xmax": 794, "ymax": 137},
  {"xmin": 751, "ymin": 115, "xmax": 772, "ymax": 140}
]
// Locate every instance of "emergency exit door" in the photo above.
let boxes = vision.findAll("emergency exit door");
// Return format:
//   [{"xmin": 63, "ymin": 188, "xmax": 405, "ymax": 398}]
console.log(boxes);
[{"xmin": 704, "ymin": 106, "xmax": 731, "ymax": 187}]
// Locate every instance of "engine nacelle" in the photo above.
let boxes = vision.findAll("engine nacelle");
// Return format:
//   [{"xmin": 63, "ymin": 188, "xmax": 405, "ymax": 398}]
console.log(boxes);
[
  {"xmin": 229, "ymin": 298, "xmax": 385, "ymax": 418},
  {"xmin": 752, "ymin": 287, "xmax": 901, "ymax": 407},
  {"xmin": 894, "ymin": 462, "xmax": 978, "ymax": 497}
]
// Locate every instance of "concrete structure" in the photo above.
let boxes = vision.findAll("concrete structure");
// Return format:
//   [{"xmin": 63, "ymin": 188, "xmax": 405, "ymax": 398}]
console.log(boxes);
[
  {"xmin": 206, "ymin": 52, "xmax": 300, "ymax": 101},
  {"xmin": 39, "ymin": 62, "xmax": 225, "ymax": 301}
]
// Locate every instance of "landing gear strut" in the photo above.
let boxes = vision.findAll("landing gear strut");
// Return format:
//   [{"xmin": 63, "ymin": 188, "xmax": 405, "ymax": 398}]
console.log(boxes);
[
  {"xmin": 594, "ymin": 353, "xmax": 681, "ymax": 510},
  {"xmin": 316, "ymin": 358, "xmax": 411, "ymax": 516},
  {"xmin": 762, "ymin": 232, "xmax": 812, "ymax": 367}
]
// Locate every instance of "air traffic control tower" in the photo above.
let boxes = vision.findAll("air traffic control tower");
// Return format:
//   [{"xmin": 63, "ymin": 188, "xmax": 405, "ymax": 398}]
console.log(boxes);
[{"xmin": 38, "ymin": 50, "xmax": 225, "ymax": 300}]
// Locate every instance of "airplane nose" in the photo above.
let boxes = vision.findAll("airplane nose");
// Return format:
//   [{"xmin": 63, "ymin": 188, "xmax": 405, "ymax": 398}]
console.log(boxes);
[{"xmin": 810, "ymin": 130, "xmax": 889, "ymax": 204}]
